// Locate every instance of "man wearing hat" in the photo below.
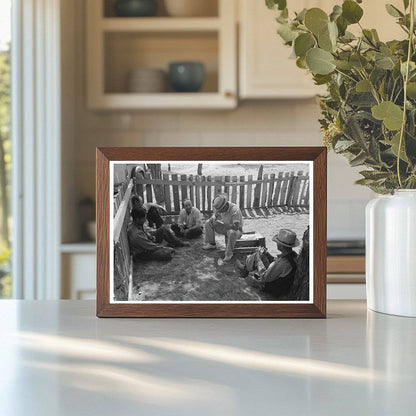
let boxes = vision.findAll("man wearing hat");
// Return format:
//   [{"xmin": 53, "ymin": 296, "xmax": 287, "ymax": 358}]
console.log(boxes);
[
  {"xmin": 202, "ymin": 194, "xmax": 243, "ymax": 262},
  {"xmin": 236, "ymin": 229, "xmax": 299, "ymax": 298}
]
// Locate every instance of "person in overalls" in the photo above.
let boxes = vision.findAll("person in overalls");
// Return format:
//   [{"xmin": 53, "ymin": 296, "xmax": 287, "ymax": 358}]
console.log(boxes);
[
  {"xmin": 202, "ymin": 195, "xmax": 243, "ymax": 262},
  {"xmin": 236, "ymin": 229, "xmax": 299, "ymax": 298}
]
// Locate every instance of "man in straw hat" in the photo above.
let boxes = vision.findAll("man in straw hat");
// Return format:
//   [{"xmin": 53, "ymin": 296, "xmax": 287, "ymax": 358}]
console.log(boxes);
[
  {"xmin": 202, "ymin": 194, "xmax": 243, "ymax": 262},
  {"xmin": 236, "ymin": 229, "xmax": 299, "ymax": 298}
]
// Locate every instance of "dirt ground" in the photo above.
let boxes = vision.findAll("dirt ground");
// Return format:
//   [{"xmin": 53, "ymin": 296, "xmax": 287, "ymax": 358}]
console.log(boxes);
[{"xmin": 130, "ymin": 213, "xmax": 309, "ymax": 302}]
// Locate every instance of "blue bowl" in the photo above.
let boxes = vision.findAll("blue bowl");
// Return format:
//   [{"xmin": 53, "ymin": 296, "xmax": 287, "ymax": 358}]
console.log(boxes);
[
  {"xmin": 114, "ymin": 0, "xmax": 158, "ymax": 17},
  {"xmin": 169, "ymin": 62, "xmax": 205, "ymax": 93}
]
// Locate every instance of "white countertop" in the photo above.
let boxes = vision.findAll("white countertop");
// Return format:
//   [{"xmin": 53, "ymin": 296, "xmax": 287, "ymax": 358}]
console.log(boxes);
[{"xmin": 0, "ymin": 300, "xmax": 415, "ymax": 415}]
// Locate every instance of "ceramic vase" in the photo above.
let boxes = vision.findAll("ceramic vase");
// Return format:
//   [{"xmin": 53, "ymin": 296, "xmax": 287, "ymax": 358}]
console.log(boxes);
[{"xmin": 366, "ymin": 190, "xmax": 416, "ymax": 317}]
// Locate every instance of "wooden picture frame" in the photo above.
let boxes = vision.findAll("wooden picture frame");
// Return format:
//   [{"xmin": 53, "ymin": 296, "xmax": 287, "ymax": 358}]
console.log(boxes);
[{"xmin": 97, "ymin": 147, "xmax": 327, "ymax": 318}]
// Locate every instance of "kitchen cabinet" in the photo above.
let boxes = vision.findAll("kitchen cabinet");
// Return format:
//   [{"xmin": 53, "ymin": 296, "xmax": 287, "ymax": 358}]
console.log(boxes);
[
  {"xmin": 239, "ymin": 0, "xmax": 324, "ymax": 99},
  {"xmin": 86, "ymin": 0, "xmax": 237, "ymax": 109},
  {"xmin": 238, "ymin": 0, "xmax": 404, "ymax": 99}
]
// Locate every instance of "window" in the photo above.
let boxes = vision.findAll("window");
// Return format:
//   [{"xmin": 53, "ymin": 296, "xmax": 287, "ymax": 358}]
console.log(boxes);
[{"xmin": 0, "ymin": 0, "xmax": 11, "ymax": 298}]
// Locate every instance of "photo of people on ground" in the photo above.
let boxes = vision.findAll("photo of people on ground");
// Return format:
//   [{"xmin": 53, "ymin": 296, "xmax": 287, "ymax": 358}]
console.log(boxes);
[{"xmin": 111, "ymin": 162, "xmax": 312, "ymax": 303}]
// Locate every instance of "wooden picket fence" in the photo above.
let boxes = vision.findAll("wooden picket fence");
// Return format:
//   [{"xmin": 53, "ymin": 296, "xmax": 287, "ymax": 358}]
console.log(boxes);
[
  {"xmin": 113, "ymin": 179, "xmax": 133, "ymax": 301},
  {"xmin": 135, "ymin": 170, "xmax": 309, "ymax": 215}
]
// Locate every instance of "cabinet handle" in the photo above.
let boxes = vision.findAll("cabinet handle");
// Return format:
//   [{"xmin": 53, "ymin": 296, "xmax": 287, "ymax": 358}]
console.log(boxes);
[{"xmin": 224, "ymin": 91, "xmax": 234, "ymax": 98}]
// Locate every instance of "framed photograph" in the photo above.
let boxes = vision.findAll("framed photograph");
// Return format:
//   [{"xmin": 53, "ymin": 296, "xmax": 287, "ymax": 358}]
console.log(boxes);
[{"xmin": 97, "ymin": 147, "xmax": 327, "ymax": 318}]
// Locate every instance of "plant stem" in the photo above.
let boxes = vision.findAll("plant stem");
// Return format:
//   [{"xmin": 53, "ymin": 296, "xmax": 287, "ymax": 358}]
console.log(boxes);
[{"xmin": 397, "ymin": 0, "xmax": 415, "ymax": 188}]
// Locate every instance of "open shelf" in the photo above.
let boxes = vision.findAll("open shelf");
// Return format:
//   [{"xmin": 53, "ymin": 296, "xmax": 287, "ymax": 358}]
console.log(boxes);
[
  {"xmin": 104, "ymin": 31, "xmax": 219, "ymax": 94},
  {"xmin": 86, "ymin": 0, "xmax": 236, "ymax": 109}
]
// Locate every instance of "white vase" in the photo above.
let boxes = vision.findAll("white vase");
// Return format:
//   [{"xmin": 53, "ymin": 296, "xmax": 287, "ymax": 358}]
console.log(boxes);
[{"xmin": 366, "ymin": 190, "xmax": 416, "ymax": 317}]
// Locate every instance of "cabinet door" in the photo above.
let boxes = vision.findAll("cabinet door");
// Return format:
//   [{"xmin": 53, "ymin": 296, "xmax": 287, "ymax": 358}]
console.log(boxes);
[
  {"xmin": 239, "ymin": 0, "xmax": 321, "ymax": 99},
  {"xmin": 239, "ymin": 0, "xmax": 405, "ymax": 99}
]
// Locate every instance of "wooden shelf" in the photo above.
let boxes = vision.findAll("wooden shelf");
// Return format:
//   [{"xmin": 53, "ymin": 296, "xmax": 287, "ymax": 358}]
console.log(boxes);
[
  {"xmin": 327, "ymin": 256, "xmax": 365, "ymax": 274},
  {"xmin": 89, "ymin": 92, "xmax": 235, "ymax": 110},
  {"xmin": 101, "ymin": 17, "xmax": 221, "ymax": 32}
]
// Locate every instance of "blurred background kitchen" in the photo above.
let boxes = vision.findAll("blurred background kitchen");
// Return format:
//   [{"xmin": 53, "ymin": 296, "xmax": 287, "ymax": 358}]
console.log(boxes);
[{"xmin": 1, "ymin": 0, "xmax": 404, "ymax": 301}]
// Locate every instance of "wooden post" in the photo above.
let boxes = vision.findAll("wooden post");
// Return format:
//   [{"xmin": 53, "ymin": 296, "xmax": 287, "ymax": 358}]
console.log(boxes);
[
  {"xmin": 246, "ymin": 174, "xmax": 253, "ymax": 208},
  {"xmin": 195, "ymin": 176, "xmax": 201, "ymax": 210},
  {"xmin": 189, "ymin": 174, "xmax": 195, "ymax": 205},
  {"xmin": 253, "ymin": 165, "xmax": 263, "ymax": 207},
  {"xmin": 286, "ymin": 171, "xmax": 296, "ymax": 208},
  {"xmin": 163, "ymin": 173, "xmax": 171, "ymax": 213},
  {"xmin": 279, "ymin": 172, "xmax": 290, "ymax": 207},
  {"xmin": 148, "ymin": 164, "xmax": 164, "ymax": 204},
  {"xmin": 207, "ymin": 175, "xmax": 212, "ymax": 211},
  {"xmin": 201, "ymin": 175, "xmax": 206, "ymax": 212},
  {"xmin": 292, "ymin": 170, "xmax": 303, "ymax": 208},
  {"xmin": 144, "ymin": 172, "xmax": 152, "ymax": 202},
  {"xmin": 268, "ymin": 173, "xmax": 275, "ymax": 207},
  {"xmin": 172, "ymin": 174, "xmax": 180, "ymax": 213},
  {"xmin": 224, "ymin": 175, "xmax": 231, "ymax": 200},
  {"xmin": 214, "ymin": 176, "xmax": 222, "ymax": 196},
  {"xmin": 181, "ymin": 174, "xmax": 188, "ymax": 202},
  {"xmin": 239, "ymin": 175, "xmax": 245, "ymax": 209},
  {"xmin": 260, "ymin": 174, "xmax": 268, "ymax": 207},
  {"xmin": 231, "ymin": 176, "xmax": 238, "ymax": 203},
  {"xmin": 273, "ymin": 172, "xmax": 284, "ymax": 206}
]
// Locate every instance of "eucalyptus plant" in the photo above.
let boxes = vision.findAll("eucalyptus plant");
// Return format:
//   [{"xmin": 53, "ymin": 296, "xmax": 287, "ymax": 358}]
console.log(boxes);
[{"xmin": 266, "ymin": 0, "xmax": 416, "ymax": 193}]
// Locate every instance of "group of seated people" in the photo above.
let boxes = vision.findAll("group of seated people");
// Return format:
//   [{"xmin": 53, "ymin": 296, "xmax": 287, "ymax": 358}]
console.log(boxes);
[{"xmin": 127, "ymin": 193, "xmax": 302, "ymax": 298}]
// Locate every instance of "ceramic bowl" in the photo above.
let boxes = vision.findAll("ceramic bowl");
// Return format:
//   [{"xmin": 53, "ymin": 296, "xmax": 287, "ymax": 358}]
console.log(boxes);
[
  {"xmin": 127, "ymin": 68, "xmax": 167, "ymax": 93},
  {"xmin": 168, "ymin": 62, "xmax": 205, "ymax": 93},
  {"xmin": 114, "ymin": 0, "xmax": 158, "ymax": 17}
]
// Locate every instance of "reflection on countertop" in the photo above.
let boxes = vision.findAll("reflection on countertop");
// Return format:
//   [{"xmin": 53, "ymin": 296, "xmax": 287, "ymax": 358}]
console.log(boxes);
[{"xmin": 0, "ymin": 300, "xmax": 415, "ymax": 415}]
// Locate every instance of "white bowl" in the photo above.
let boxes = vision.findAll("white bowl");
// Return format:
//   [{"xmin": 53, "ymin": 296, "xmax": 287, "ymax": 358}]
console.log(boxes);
[
  {"xmin": 164, "ymin": 0, "xmax": 217, "ymax": 17},
  {"xmin": 127, "ymin": 68, "xmax": 167, "ymax": 93}
]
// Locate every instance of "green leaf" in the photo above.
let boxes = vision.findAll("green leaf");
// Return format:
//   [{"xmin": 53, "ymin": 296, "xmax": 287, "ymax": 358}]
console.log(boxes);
[
  {"xmin": 294, "ymin": 33, "xmax": 315, "ymax": 57},
  {"xmin": 407, "ymin": 82, "xmax": 416, "ymax": 99},
  {"xmin": 371, "ymin": 29, "xmax": 380, "ymax": 42},
  {"xmin": 385, "ymin": 4, "xmax": 404, "ymax": 18},
  {"xmin": 306, "ymin": 48, "xmax": 335, "ymax": 75},
  {"xmin": 266, "ymin": 0, "xmax": 287, "ymax": 11},
  {"xmin": 342, "ymin": 0, "xmax": 363, "ymax": 24},
  {"xmin": 359, "ymin": 170, "xmax": 391, "ymax": 180},
  {"xmin": 313, "ymin": 74, "xmax": 332, "ymax": 85},
  {"xmin": 381, "ymin": 132, "xmax": 409, "ymax": 162},
  {"xmin": 356, "ymin": 79, "xmax": 372, "ymax": 92},
  {"xmin": 369, "ymin": 136, "xmax": 381, "ymax": 162},
  {"xmin": 403, "ymin": 0, "xmax": 410, "ymax": 9},
  {"xmin": 336, "ymin": 15, "xmax": 348, "ymax": 36},
  {"xmin": 372, "ymin": 101, "xmax": 404, "ymax": 130},
  {"xmin": 330, "ymin": 5, "xmax": 343, "ymax": 22},
  {"xmin": 350, "ymin": 53, "xmax": 368, "ymax": 69},
  {"xmin": 318, "ymin": 32, "xmax": 333, "ymax": 52},
  {"xmin": 350, "ymin": 152, "xmax": 368, "ymax": 167},
  {"xmin": 295, "ymin": 8, "xmax": 307, "ymax": 22},
  {"xmin": 355, "ymin": 178, "xmax": 377, "ymax": 185},
  {"xmin": 333, "ymin": 59, "xmax": 353, "ymax": 70},
  {"xmin": 296, "ymin": 57, "xmax": 307, "ymax": 69},
  {"xmin": 375, "ymin": 56, "xmax": 395, "ymax": 70},
  {"xmin": 277, "ymin": 23, "xmax": 299, "ymax": 42},
  {"xmin": 340, "ymin": 31, "xmax": 356, "ymax": 42},
  {"xmin": 304, "ymin": 8, "xmax": 329, "ymax": 35},
  {"xmin": 334, "ymin": 139, "xmax": 356, "ymax": 152}
]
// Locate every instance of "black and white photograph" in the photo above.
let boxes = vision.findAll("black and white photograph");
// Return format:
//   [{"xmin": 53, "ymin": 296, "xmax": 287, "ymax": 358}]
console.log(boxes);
[{"xmin": 111, "ymin": 161, "xmax": 312, "ymax": 303}]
